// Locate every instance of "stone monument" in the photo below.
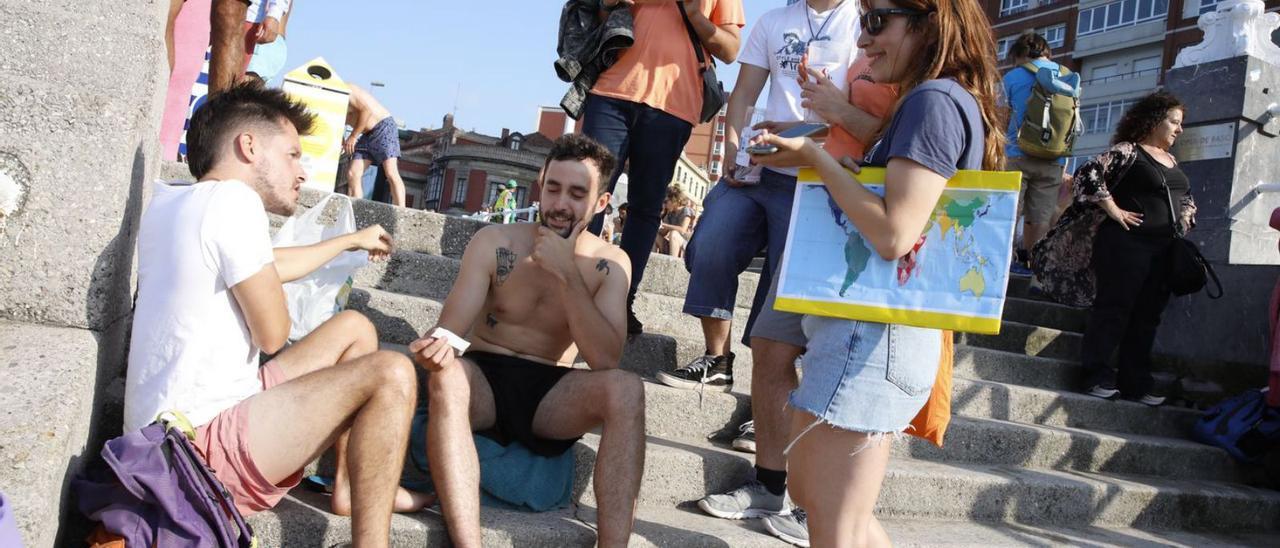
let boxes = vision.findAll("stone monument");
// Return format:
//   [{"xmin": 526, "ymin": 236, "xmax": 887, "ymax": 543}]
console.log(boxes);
[
  {"xmin": 0, "ymin": 1, "xmax": 168, "ymax": 545},
  {"xmin": 1158, "ymin": 0, "xmax": 1280, "ymax": 375}
]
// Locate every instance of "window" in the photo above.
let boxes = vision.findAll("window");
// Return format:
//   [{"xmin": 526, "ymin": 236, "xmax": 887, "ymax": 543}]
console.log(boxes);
[
  {"xmin": 452, "ymin": 175, "xmax": 468, "ymax": 206},
  {"xmin": 1000, "ymin": 0, "xmax": 1029, "ymax": 16},
  {"xmin": 997, "ymin": 36, "xmax": 1016, "ymax": 60},
  {"xmin": 426, "ymin": 175, "xmax": 443, "ymax": 204},
  {"xmin": 406, "ymin": 194, "xmax": 415, "ymax": 209},
  {"xmin": 712, "ymin": 142, "xmax": 723, "ymax": 156},
  {"xmin": 715, "ymin": 122, "xmax": 725, "ymax": 136},
  {"xmin": 1091, "ymin": 64, "xmax": 1118, "ymax": 80},
  {"xmin": 1080, "ymin": 99, "xmax": 1138, "ymax": 135},
  {"xmin": 1200, "ymin": 0, "xmax": 1221, "ymax": 15},
  {"xmin": 1077, "ymin": 0, "xmax": 1167, "ymax": 37},
  {"xmin": 1133, "ymin": 55, "xmax": 1161, "ymax": 73},
  {"xmin": 1040, "ymin": 24, "xmax": 1066, "ymax": 49},
  {"xmin": 509, "ymin": 135, "xmax": 522, "ymax": 151}
]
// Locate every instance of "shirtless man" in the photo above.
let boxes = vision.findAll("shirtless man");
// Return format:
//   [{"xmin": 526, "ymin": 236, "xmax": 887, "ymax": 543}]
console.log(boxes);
[
  {"xmin": 343, "ymin": 83, "xmax": 407, "ymax": 207},
  {"xmin": 409, "ymin": 134, "xmax": 645, "ymax": 548}
]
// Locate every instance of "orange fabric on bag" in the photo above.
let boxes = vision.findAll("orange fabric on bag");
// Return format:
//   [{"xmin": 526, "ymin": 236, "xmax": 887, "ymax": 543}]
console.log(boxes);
[
  {"xmin": 87, "ymin": 524, "xmax": 128, "ymax": 548},
  {"xmin": 908, "ymin": 330, "xmax": 953, "ymax": 447}
]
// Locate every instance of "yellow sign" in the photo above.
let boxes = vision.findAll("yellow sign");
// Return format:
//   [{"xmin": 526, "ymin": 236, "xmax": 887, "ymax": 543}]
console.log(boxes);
[
  {"xmin": 773, "ymin": 167, "xmax": 1021, "ymax": 335},
  {"xmin": 283, "ymin": 57, "xmax": 351, "ymax": 192}
]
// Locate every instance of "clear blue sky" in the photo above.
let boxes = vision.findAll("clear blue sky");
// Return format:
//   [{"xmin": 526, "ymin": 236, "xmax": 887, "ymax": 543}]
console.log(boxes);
[{"xmin": 284, "ymin": 1, "xmax": 793, "ymax": 136}]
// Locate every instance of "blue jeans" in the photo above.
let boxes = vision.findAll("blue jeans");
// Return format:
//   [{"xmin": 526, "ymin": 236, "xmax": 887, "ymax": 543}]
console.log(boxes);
[
  {"xmin": 683, "ymin": 169, "xmax": 798, "ymax": 345},
  {"xmin": 582, "ymin": 94, "xmax": 694, "ymax": 296}
]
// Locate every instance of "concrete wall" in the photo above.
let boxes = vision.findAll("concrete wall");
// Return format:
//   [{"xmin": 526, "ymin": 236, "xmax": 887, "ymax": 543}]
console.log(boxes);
[
  {"xmin": 0, "ymin": 1, "xmax": 165, "ymax": 331},
  {"xmin": 0, "ymin": 1, "xmax": 167, "ymax": 545}
]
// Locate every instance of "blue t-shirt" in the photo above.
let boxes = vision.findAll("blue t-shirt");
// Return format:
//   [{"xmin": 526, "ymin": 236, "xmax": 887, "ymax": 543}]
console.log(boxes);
[
  {"xmin": 1003, "ymin": 58, "xmax": 1065, "ymax": 164},
  {"xmin": 864, "ymin": 79, "xmax": 984, "ymax": 176}
]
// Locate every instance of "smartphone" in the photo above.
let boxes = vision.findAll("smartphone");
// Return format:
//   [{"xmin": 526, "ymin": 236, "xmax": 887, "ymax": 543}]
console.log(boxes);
[{"xmin": 746, "ymin": 122, "xmax": 829, "ymax": 155}]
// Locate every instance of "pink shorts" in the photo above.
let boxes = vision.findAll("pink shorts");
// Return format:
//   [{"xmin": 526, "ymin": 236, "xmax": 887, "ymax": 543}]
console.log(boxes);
[{"xmin": 193, "ymin": 361, "xmax": 301, "ymax": 516}]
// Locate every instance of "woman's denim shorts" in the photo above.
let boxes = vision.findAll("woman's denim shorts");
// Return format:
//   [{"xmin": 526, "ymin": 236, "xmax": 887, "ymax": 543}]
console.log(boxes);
[{"xmin": 789, "ymin": 316, "xmax": 942, "ymax": 434}]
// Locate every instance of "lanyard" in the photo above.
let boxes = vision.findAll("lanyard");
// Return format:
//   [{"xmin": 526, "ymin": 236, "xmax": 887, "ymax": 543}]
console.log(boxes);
[{"xmin": 805, "ymin": 0, "xmax": 846, "ymax": 48}]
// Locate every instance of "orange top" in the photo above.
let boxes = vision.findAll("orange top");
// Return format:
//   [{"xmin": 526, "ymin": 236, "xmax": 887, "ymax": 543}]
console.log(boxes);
[
  {"xmin": 823, "ymin": 55, "xmax": 899, "ymax": 162},
  {"xmin": 591, "ymin": 1, "xmax": 746, "ymax": 126}
]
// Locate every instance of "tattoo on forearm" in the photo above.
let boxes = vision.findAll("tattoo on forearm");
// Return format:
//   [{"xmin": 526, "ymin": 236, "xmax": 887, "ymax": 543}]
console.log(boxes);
[
  {"xmin": 496, "ymin": 247, "xmax": 516, "ymax": 286},
  {"xmin": 485, "ymin": 313, "xmax": 498, "ymax": 328},
  {"xmin": 596, "ymin": 259, "xmax": 610, "ymax": 276}
]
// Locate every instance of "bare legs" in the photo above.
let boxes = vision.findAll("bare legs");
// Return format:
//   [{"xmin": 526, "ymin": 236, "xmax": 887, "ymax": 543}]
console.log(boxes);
[
  {"xmin": 700, "ymin": 317, "xmax": 732, "ymax": 357},
  {"xmin": 347, "ymin": 157, "xmax": 371, "ymax": 201},
  {"xmin": 426, "ymin": 363, "xmax": 645, "ymax": 548},
  {"xmin": 786, "ymin": 410, "xmax": 894, "ymax": 548},
  {"xmin": 382, "ymin": 158, "xmax": 407, "ymax": 208},
  {"xmin": 749, "ymin": 337, "xmax": 802, "ymax": 471},
  {"xmin": 208, "ymin": 0, "xmax": 249, "ymax": 93},
  {"xmin": 243, "ymin": 311, "xmax": 417, "ymax": 548}
]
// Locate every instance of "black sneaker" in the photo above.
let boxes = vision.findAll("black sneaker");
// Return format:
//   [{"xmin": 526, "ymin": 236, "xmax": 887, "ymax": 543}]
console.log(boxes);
[
  {"xmin": 657, "ymin": 353, "xmax": 734, "ymax": 390},
  {"xmin": 1087, "ymin": 383, "xmax": 1120, "ymax": 400},
  {"xmin": 626, "ymin": 294, "xmax": 643, "ymax": 335}
]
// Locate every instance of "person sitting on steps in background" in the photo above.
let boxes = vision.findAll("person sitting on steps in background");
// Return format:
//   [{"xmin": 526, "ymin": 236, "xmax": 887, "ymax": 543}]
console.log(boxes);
[
  {"xmin": 124, "ymin": 82, "xmax": 430, "ymax": 548},
  {"xmin": 410, "ymin": 133, "xmax": 645, "ymax": 548},
  {"xmin": 344, "ymin": 83, "xmax": 408, "ymax": 208}
]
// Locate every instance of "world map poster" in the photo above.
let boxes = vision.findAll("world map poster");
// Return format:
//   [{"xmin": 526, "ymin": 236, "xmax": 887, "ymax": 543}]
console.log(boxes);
[{"xmin": 774, "ymin": 167, "xmax": 1021, "ymax": 334}]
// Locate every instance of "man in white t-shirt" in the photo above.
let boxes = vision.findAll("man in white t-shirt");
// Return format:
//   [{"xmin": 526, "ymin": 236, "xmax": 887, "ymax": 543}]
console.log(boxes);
[
  {"xmin": 125, "ymin": 82, "xmax": 426, "ymax": 544},
  {"xmin": 663, "ymin": 0, "xmax": 882, "ymax": 542}
]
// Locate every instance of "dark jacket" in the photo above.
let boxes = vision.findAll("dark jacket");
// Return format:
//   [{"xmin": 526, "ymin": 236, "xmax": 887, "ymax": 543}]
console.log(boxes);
[
  {"xmin": 556, "ymin": 0, "xmax": 634, "ymax": 119},
  {"xmin": 1031, "ymin": 142, "xmax": 1197, "ymax": 307}
]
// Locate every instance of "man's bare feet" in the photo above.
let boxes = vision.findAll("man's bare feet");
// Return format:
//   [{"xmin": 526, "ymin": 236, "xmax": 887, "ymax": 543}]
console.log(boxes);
[{"xmin": 331, "ymin": 484, "xmax": 436, "ymax": 516}]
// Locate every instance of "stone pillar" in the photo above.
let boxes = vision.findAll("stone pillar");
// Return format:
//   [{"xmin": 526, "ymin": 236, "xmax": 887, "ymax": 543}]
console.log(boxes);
[
  {"xmin": 0, "ymin": 1, "xmax": 167, "ymax": 545},
  {"xmin": 1155, "ymin": 0, "xmax": 1280, "ymax": 375}
]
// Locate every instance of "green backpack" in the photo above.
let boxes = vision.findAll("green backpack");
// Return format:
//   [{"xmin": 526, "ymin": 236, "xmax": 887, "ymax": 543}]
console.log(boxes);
[{"xmin": 1017, "ymin": 63, "xmax": 1082, "ymax": 160}]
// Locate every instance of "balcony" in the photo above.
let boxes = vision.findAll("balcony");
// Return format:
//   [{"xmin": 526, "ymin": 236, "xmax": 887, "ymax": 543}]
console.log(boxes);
[
  {"xmin": 1074, "ymin": 18, "xmax": 1167, "ymax": 58},
  {"xmin": 1080, "ymin": 67, "xmax": 1161, "ymax": 101}
]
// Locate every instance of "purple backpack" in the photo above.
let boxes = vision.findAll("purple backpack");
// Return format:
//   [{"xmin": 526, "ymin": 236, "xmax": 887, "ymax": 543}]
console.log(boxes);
[{"xmin": 73, "ymin": 412, "xmax": 258, "ymax": 547}]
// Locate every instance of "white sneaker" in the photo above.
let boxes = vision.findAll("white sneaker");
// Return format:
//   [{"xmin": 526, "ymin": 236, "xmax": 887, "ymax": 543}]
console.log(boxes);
[{"xmin": 731, "ymin": 420, "xmax": 756, "ymax": 453}]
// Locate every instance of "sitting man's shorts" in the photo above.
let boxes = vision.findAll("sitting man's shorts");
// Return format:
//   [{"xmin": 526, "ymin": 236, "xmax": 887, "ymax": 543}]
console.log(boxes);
[
  {"xmin": 193, "ymin": 361, "xmax": 301, "ymax": 516},
  {"xmin": 353, "ymin": 116, "xmax": 402, "ymax": 164},
  {"xmin": 466, "ymin": 351, "xmax": 580, "ymax": 457}
]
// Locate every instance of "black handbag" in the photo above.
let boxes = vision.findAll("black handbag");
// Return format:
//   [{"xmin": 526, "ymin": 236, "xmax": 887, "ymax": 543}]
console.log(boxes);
[
  {"xmin": 677, "ymin": 2, "xmax": 726, "ymax": 124},
  {"xmin": 1160, "ymin": 171, "xmax": 1223, "ymax": 298}
]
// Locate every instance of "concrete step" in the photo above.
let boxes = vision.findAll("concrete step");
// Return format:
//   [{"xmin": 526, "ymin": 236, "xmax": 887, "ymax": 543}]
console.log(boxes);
[
  {"xmin": 1002, "ymin": 296, "xmax": 1087, "ymax": 333},
  {"xmin": 630, "ymin": 382, "xmax": 1237, "ymax": 482},
  {"xmin": 950, "ymin": 377, "xmax": 1202, "ymax": 440},
  {"xmin": 957, "ymin": 320, "xmax": 1082, "ymax": 362},
  {"xmin": 247, "ymin": 489, "xmax": 1280, "ymax": 547},
  {"xmin": 0, "ymin": 321, "xmax": 112, "ymax": 547},
  {"xmin": 571, "ymin": 435, "xmax": 1280, "ymax": 532},
  {"xmin": 621, "ymin": 332, "xmax": 755, "ymax": 396}
]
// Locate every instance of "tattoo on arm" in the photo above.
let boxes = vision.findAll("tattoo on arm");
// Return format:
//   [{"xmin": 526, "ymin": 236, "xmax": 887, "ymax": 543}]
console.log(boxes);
[
  {"xmin": 485, "ymin": 313, "xmax": 498, "ymax": 328},
  {"xmin": 495, "ymin": 247, "xmax": 516, "ymax": 286},
  {"xmin": 596, "ymin": 259, "xmax": 610, "ymax": 276}
]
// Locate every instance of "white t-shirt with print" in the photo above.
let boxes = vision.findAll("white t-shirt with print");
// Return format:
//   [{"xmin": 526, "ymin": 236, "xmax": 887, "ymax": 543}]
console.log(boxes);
[
  {"xmin": 738, "ymin": 1, "xmax": 861, "ymax": 175},
  {"xmin": 124, "ymin": 180, "xmax": 275, "ymax": 432}
]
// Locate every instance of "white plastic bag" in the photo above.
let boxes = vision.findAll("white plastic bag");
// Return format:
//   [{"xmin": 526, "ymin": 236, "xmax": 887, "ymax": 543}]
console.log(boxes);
[{"xmin": 272, "ymin": 194, "xmax": 368, "ymax": 341}]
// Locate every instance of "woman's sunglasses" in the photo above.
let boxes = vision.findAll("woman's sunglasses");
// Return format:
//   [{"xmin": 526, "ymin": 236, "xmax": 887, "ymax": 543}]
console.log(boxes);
[{"xmin": 859, "ymin": 8, "xmax": 928, "ymax": 36}]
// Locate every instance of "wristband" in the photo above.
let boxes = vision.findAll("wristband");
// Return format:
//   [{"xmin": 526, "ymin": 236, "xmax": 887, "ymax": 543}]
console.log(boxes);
[{"xmin": 430, "ymin": 327, "xmax": 471, "ymax": 355}]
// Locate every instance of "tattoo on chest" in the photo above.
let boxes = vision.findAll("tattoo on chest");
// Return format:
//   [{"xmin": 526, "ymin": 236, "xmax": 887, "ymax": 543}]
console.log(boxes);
[
  {"xmin": 596, "ymin": 259, "xmax": 610, "ymax": 276},
  {"xmin": 485, "ymin": 313, "xmax": 498, "ymax": 328},
  {"xmin": 496, "ymin": 247, "xmax": 516, "ymax": 286}
]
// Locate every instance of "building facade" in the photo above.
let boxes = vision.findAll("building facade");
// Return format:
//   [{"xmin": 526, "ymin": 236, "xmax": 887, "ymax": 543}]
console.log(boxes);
[
  {"xmin": 684, "ymin": 105, "xmax": 730, "ymax": 183},
  {"xmin": 985, "ymin": 0, "xmax": 1280, "ymax": 171}
]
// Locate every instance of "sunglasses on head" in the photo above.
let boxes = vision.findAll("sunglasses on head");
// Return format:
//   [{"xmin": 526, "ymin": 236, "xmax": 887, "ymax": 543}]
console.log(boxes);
[{"xmin": 859, "ymin": 8, "xmax": 928, "ymax": 36}]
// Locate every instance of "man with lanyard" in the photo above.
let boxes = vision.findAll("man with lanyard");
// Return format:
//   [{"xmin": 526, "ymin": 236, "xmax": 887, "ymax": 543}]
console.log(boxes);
[{"xmin": 666, "ymin": 1, "xmax": 893, "ymax": 545}]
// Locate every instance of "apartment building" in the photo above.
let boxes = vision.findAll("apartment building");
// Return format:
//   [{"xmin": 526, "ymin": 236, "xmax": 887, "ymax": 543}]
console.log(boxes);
[{"xmin": 985, "ymin": 0, "xmax": 1280, "ymax": 171}]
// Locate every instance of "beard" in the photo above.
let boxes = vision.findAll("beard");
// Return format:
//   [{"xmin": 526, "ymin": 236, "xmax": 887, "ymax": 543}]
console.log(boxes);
[
  {"xmin": 249, "ymin": 159, "xmax": 297, "ymax": 216},
  {"xmin": 540, "ymin": 209, "xmax": 579, "ymax": 238}
]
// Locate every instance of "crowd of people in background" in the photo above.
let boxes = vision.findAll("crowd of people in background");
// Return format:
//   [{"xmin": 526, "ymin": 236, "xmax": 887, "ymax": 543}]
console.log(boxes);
[{"xmin": 107, "ymin": 0, "xmax": 1209, "ymax": 547}]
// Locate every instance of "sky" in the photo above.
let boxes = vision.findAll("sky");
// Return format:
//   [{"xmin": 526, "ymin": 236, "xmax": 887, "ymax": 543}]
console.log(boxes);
[{"xmin": 283, "ymin": 0, "xmax": 795, "ymax": 137}]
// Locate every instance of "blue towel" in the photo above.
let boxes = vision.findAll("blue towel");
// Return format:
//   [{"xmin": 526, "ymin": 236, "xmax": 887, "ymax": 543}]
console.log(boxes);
[{"xmin": 402, "ymin": 403, "xmax": 575, "ymax": 512}]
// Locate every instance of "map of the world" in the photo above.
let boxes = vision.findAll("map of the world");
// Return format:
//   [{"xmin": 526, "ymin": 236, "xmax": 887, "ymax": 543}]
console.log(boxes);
[{"xmin": 774, "ymin": 168, "xmax": 1020, "ymax": 334}]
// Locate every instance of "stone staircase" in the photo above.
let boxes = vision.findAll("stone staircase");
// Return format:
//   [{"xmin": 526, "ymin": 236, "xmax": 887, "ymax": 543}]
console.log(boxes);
[{"xmin": 235, "ymin": 190, "xmax": 1280, "ymax": 546}]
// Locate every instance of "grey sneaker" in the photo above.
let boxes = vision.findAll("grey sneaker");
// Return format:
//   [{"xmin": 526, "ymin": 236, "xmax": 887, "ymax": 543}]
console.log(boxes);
[
  {"xmin": 696, "ymin": 479, "xmax": 784, "ymax": 519},
  {"xmin": 731, "ymin": 420, "xmax": 756, "ymax": 453},
  {"xmin": 763, "ymin": 508, "xmax": 809, "ymax": 547}
]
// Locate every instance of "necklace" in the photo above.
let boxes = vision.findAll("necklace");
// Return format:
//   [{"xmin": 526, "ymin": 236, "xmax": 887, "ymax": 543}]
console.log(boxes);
[{"xmin": 805, "ymin": 0, "xmax": 846, "ymax": 48}]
